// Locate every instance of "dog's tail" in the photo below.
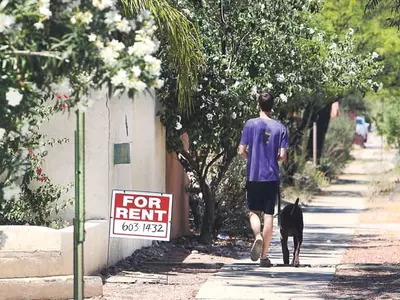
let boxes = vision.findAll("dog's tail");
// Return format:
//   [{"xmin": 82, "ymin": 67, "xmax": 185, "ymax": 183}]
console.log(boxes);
[{"xmin": 290, "ymin": 198, "xmax": 300, "ymax": 215}]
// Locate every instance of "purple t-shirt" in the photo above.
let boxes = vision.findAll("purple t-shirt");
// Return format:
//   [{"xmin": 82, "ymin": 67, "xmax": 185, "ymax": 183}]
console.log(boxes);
[{"xmin": 240, "ymin": 117, "xmax": 289, "ymax": 182}]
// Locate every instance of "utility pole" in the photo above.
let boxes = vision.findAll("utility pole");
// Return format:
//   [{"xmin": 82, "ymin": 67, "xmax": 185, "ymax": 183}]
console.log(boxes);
[
  {"xmin": 313, "ymin": 121, "xmax": 317, "ymax": 167},
  {"xmin": 74, "ymin": 109, "xmax": 85, "ymax": 300}
]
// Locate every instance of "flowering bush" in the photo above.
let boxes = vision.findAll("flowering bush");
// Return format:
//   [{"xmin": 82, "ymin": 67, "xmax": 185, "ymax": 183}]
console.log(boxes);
[
  {"xmin": 0, "ymin": 1, "xmax": 162, "ymax": 211},
  {"xmin": 1, "ymin": 133, "xmax": 73, "ymax": 225}
]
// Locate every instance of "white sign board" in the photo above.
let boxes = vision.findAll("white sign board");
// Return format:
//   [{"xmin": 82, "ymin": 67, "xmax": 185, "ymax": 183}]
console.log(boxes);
[{"xmin": 110, "ymin": 189, "xmax": 173, "ymax": 241}]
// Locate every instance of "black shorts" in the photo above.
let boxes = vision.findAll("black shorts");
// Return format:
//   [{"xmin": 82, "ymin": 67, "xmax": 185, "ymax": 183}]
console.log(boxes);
[{"xmin": 246, "ymin": 181, "xmax": 279, "ymax": 215}]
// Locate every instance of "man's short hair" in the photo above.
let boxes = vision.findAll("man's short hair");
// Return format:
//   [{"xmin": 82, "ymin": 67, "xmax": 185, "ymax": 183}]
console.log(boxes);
[{"xmin": 258, "ymin": 92, "xmax": 275, "ymax": 112}]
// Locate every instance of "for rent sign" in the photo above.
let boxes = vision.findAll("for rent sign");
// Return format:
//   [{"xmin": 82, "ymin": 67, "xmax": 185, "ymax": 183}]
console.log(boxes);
[{"xmin": 110, "ymin": 190, "xmax": 173, "ymax": 241}]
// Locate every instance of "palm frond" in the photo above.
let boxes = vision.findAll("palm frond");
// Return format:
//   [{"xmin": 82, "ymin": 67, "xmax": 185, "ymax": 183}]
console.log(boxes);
[{"xmin": 121, "ymin": 0, "xmax": 204, "ymax": 110}]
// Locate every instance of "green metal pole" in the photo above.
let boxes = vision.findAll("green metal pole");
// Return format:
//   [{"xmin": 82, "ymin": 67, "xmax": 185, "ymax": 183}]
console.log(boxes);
[{"xmin": 74, "ymin": 110, "xmax": 85, "ymax": 300}]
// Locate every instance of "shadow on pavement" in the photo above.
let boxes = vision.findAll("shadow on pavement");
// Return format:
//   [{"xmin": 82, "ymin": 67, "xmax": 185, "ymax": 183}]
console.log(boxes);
[
  {"xmin": 331, "ymin": 178, "xmax": 370, "ymax": 185},
  {"xmin": 319, "ymin": 190, "xmax": 364, "ymax": 198},
  {"xmin": 323, "ymin": 267, "xmax": 400, "ymax": 299}
]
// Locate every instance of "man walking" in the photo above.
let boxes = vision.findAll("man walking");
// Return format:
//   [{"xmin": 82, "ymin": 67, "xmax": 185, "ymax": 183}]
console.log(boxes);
[{"xmin": 238, "ymin": 92, "xmax": 288, "ymax": 267}]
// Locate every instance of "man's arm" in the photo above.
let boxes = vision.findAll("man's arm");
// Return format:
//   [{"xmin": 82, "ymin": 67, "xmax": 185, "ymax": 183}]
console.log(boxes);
[
  {"xmin": 238, "ymin": 144, "xmax": 248, "ymax": 160},
  {"xmin": 278, "ymin": 148, "xmax": 287, "ymax": 162}
]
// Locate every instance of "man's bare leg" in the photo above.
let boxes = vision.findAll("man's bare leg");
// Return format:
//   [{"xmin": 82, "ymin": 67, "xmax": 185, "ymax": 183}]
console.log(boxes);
[
  {"xmin": 261, "ymin": 213, "xmax": 274, "ymax": 259},
  {"xmin": 248, "ymin": 211, "xmax": 262, "ymax": 238},
  {"xmin": 249, "ymin": 211, "xmax": 263, "ymax": 261}
]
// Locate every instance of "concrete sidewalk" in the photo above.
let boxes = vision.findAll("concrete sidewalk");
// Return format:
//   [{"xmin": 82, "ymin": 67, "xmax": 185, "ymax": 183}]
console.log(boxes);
[{"xmin": 196, "ymin": 132, "xmax": 395, "ymax": 299}]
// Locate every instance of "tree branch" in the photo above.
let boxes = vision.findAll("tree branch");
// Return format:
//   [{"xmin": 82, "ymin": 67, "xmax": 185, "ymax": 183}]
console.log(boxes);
[
  {"xmin": 178, "ymin": 149, "xmax": 201, "ymax": 175},
  {"xmin": 199, "ymin": 144, "xmax": 211, "ymax": 175},
  {"xmin": 203, "ymin": 150, "xmax": 226, "ymax": 178}
]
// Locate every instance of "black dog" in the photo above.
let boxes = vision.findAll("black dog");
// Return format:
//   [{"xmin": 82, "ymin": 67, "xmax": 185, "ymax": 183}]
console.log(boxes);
[{"xmin": 280, "ymin": 198, "xmax": 304, "ymax": 267}]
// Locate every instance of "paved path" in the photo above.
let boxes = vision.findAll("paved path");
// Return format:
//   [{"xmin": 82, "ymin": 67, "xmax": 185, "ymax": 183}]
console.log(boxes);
[{"xmin": 196, "ymin": 131, "xmax": 396, "ymax": 300}]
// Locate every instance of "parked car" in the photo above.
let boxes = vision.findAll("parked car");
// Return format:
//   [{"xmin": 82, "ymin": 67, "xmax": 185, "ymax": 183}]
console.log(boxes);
[{"xmin": 356, "ymin": 116, "xmax": 369, "ymax": 142}]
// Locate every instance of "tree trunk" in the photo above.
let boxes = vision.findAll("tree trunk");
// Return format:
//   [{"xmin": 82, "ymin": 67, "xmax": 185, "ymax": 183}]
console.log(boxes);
[
  {"xmin": 199, "ymin": 183, "xmax": 214, "ymax": 244},
  {"xmin": 307, "ymin": 103, "xmax": 332, "ymax": 164}
]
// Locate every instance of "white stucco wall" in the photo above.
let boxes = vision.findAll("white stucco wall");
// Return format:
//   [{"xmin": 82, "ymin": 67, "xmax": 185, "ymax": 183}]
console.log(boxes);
[{"xmin": 39, "ymin": 88, "xmax": 166, "ymax": 267}]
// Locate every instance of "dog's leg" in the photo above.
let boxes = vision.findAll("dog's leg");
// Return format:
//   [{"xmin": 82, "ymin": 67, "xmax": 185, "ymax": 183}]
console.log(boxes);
[
  {"xmin": 280, "ymin": 230, "xmax": 289, "ymax": 265},
  {"xmin": 292, "ymin": 234, "xmax": 302, "ymax": 267}
]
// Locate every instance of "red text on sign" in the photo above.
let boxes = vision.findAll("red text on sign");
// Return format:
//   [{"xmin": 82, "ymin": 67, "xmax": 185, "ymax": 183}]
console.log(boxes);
[{"xmin": 114, "ymin": 195, "xmax": 168, "ymax": 222}]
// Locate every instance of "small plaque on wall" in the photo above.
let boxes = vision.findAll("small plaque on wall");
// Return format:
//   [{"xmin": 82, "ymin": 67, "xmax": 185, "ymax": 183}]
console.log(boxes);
[{"xmin": 114, "ymin": 143, "xmax": 131, "ymax": 164}]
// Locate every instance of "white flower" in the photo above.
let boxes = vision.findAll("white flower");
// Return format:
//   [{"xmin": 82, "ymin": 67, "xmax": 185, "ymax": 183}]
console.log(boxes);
[
  {"xmin": 110, "ymin": 39, "xmax": 125, "ymax": 51},
  {"xmin": 200, "ymin": 103, "xmax": 206, "ymax": 109},
  {"xmin": 0, "ymin": 128, "xmax": 6, "ymax": 140},
  {"xmin": 197, "ymin": 84, "xmax": 203, "ymax": 92},
  {"xmin": 309, "ymin": 28, "xmax": 315, "ymax": 35},
  {"xmin": 0, "ymin": 13, "xmax": 15, "ymax": 32},
  {"xmin": 138, "ymin": 9, "xmax": 151, "ymax": 21},
  {"xmin": 299, "ymin": 24, "xmax": 305, "ymax": 30},
  {"xmin": 105, "ymin": 10, "xmax": 122, "ymax": 25},
  {"xmin": 279, "ymin": 94, "xmax": 288, "ymax": 102},
  {"xmin": 81, "ymin": 12, "xmax": 93, "ymax": 24},
  {"xmin": 204, "ymin": 77, "xmax": 209, "ymax": 81},
  {"xmin": 129, "ymin": 38, "xmax": 157, "ymax": 57},
  {"xmin": 7, "ymin": 131, "xmax": 18, "ymax": 141},
  {"xmin": 267, "ymin": 83, "xmax": 273, "ymax": 89},
  {"xmin": 349, "ymin": 71, "xmax": 356, "ymax": 76},
  {"xmin": 100, "ymin": 46, "xmax": 118, "ymax": 66},
  {"xmin": 144, "ymin": 55, "xmax": 161, "ymax": 77},
  {"xmin": 92, "ymin": 0, "xmax": 115, "ymax": 10},
  {"xmin": 328, "ymin": 42, "xmax": 337, "ymax": 50},
  {"xmin": 34, "ymin": 22, "xmax": 44, "ymax": 30},
  {"xmin": 88, "ymin": 33, "xmax": 97, "ymax": 42},
  {"xmin": 193, "ymin": 141, "xmax": 197, "ymax": 145},
  {"xmin": 239, "ymin": 101, "xmax": 244, "ymax": 106},
  {"xmin": 154, "ymin": 79, "xmax": 164, "ymax": 88},
  {"xmin": 116, "ymin": 19, "xmax": 131, "ymax": 33},
  {"xmin": 111, "ymin": 69, "xmax": 128, "ymax": 86},
  {"xmin": 233, "ymin": 81, "xmax": 240, "ymax": 88},
  {"xmin": 232, "ymin": 112, "xmax": 237, "ymax": 119},
  {"xmin": 182, "ymin": 8, "xmax": 191, "ymax": 16},
  {"xmin": 71, "ymin": 11, "xmax": 93, "ymax": 25},
  {"xmin": 175, "ymin": 122, "xmax": 182, "ymax": 130},
  {"xmin": 94, "ymin": 40, "xmax": 104, "ymax": 49},
  {"xmin": 129, "ymin": 80, "xmax": 147, "ymax": 92},
  {"xmin": 39, "ymin": 7, "xmax": 52, "ymax": 20},
  {"xmin": 206, "ymin": 113, "xmax": 213, "ymax": 121},
  {"xmin": 348, "ymin": 28, "xmax": 354, "ymax": 35},
  {"xmin": 6, "ymin": 88, "xmax": 23, "ymax": 107},
  {"xmin": 127, "ymin": 46, "xmax": 135, "ymax": 55},
  {"xmin": 131, "ymin": 66, "xmax": 141, "ymax": 78},
  {"xmin": 276, "ymin": 74, "xmax": 285, "ymax": 83},
  {"xmin": 2, "ymin": 184, "xmax": 21, "ymax": 201},
  {"xmin": 372, "ymin": 52, "xmax": 379, "ymax": 59},
  {"xmin": 100, "ymin": 40, "xmax": 125, "ymax": 66}
]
